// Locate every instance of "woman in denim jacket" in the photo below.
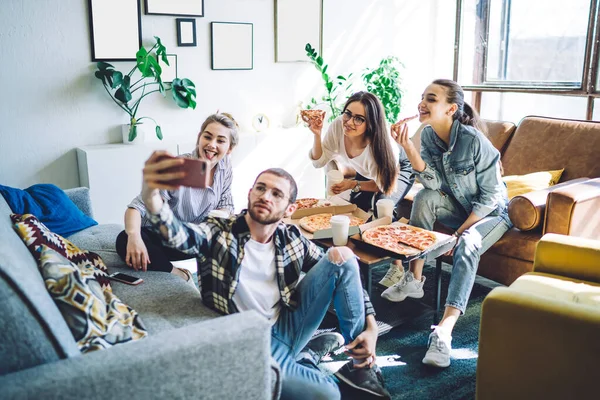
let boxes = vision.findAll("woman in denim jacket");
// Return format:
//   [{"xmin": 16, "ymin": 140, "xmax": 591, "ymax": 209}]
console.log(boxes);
[{"xmin": 382, "ymin": 79, "xmax": 513, "ymax": 368}]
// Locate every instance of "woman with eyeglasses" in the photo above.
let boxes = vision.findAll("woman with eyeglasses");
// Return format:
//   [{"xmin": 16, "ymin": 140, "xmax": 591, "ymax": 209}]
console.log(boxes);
[
  {"xmin": 115, "ymin": 112, "xmax": 239, "ymax": 287},
  {"xmin": 307, "ymin": 91, "xmax": 414, "ymax": 222}
]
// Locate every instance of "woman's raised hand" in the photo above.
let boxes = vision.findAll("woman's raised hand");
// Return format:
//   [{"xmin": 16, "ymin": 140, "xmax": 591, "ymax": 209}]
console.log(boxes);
[{"xmin": 391, "ymin": 115, "xmax": 418, "ymax": 150}]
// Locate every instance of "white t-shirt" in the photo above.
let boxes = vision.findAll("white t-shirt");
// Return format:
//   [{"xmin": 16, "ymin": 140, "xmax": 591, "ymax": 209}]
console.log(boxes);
[
  {"xmin": 310, "ymin": 117, "xmax": 400, "ymax": 191},
  {"xmin": 232, "ymin": 238, "xmax": 281, "ymax": 324}
]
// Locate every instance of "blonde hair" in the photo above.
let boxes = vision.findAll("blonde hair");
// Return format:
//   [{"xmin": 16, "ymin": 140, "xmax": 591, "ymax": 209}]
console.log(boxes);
[{"xmin": 197, "ymin": 112, "xmax": 240, "ymax": 149}]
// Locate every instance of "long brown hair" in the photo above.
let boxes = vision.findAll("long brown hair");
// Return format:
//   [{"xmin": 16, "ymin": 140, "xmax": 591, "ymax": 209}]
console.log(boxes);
[
  {"xmin": 431, "ymin": 79, "xmax": 487, "ymax": 134},
  {"xmin": 342, "ymin": 92, "xmax": 398, "ymax": 195}
]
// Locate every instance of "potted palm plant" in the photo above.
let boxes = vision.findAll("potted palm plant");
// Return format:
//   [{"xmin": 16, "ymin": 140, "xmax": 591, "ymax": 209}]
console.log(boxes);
[{"xmin": 94, "ymin": 36, "xmax": 197, "ymax": 143}]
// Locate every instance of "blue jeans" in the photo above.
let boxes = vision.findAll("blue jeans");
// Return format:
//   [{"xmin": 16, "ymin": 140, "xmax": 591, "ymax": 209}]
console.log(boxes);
[
  {"xmin": 271, "ymin": 249, "xmax": 366, "ymax": 400},
  {"xmin": 410, "ymin": 189, "xmax": 513, "ymax": 313}
]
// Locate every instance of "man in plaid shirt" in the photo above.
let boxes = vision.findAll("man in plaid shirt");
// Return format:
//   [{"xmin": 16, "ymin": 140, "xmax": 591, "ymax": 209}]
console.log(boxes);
[{"xmin": 141, "ymin": 151, "xmax": 390, "ymax": 399}]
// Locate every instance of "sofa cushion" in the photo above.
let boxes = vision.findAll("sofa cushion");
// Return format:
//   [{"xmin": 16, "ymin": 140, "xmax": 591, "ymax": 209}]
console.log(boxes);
[
  {"xmin": 508, "ymin": 178, "xmax": 589, "ymax": 232},
  {"xmin": 510, "ymin": 272, "xmax": 600, "ymax": 309},
  {"xmin": 503, "ymin": 169, "xmax": 564, "ymax": 199},
  {"xmin": 67, "ymin": 224, "xmax": 125, "ymax": 268},
  {"xmin": 11, "ymin": 213, "xmax": 111, "ymax": 288},
  {"xmin": 38, "ymin": 246, "xmax": 148, "ymax": 353},
  {"xmin": 488, "ymin": 228, "xmax": 542, "ymax": 262},
  {"xmin": 0, "ymin": 184, "xmax": 97, "ymax": 236},
  {"xmin": 0, "ymin": 199, "xmax": 80, "ymax": 375}
]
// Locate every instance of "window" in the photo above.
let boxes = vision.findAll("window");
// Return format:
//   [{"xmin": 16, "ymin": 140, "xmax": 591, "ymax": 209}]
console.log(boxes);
[{"xmin": 458, "ymin": 0, "xmax": 593, "ymax": 89}]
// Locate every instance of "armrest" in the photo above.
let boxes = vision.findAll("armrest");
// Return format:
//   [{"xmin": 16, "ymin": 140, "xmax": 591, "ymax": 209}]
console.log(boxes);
[
  {"xmin": 543, "ymin": 177, "xmax": 600, "ymax": 237},
  {"xmin": 64, "ymin": 187, "xmax": 94, "ymax": 218},
  {"xmin": 477, "ymin": 287, "xmax": 600, "ymax": 399},
  {"xmin": 533, "ymin": 233, "xmax": 600, "ymax": 283},
  {"xmin": 0, "ymin": 311, "xmax": 274, "ymax": 400},
  {"xmin": 508, "ymin": 178, "xmax": 588, "ymax": 231}
]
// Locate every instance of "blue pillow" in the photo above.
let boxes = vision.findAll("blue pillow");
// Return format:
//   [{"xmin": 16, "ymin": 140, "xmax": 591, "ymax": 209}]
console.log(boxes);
[{"xmin": 0, "ymin": 183, "xmax": 97, "ymax": 236}]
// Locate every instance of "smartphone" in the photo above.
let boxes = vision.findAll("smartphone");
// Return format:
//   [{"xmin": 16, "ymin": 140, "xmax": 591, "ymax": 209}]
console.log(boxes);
[
  {"xmin": 158, "ymin": 155, "xmax": 209, "ymax": 189},
  {"xmin": 108, "ymin": 272, "xmax": 143, "ymax": 285}
]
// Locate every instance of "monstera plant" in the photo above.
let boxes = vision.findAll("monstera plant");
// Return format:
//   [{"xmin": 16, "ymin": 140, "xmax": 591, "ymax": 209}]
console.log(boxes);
[{"xmin": 94, "ymin": 36, "xmax": 197, "ymax": 142}]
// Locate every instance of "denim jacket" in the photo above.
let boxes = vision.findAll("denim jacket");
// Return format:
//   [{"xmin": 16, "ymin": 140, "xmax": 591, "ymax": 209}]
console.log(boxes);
[{"xmin": 416, "ymin": 120, "xmax": 508, "ymax": 218}]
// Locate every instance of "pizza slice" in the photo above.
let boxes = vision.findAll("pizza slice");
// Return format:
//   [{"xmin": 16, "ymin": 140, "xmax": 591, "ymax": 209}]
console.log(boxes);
[
  {"xmin": 295, "ymin": 198, "xmax": 320, "ymax": 210},
  {"xmin": 301, "ymin": 109, "xmax": 326, "ymax": 126}
]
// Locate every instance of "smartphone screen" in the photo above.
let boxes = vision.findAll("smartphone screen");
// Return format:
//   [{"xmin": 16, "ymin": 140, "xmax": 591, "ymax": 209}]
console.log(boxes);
[{"xmin": 109, "ymin": 272, "xmax": 143, "ymax": 285}]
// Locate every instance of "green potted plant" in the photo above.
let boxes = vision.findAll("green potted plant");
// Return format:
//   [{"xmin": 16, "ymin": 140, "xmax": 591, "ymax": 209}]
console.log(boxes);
[
  {"xmin": 94, "ymin": 36, "xmax": 197, "ymax": 142},
  {"xmin": 304, "ymin": 43, "xmax": 404, "ymax": 125}
]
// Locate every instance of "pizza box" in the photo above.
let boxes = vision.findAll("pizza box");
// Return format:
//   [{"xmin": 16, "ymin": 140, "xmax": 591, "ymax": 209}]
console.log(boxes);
[
  {"xmin": 285, "ymin": 205, "xmax": 373, "ymax": 240},
  {"xmin": 290, "ymin": 196, "xmax": 352, "ymax": 219},
  {"xmin": 350, "ymin": 220, "xmax": 456, "ymax": 261}
]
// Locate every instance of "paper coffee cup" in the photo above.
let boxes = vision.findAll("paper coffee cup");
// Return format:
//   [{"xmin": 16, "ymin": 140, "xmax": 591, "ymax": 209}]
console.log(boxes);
[
  {"xmin": 376, "ymin": 199, "xmax": 395, "ymax": 219},
  {"xmin": 208, "ymin": 209, "xmax": 230, "ymax": 218},
  {"xmin": 326, "ymin": 170, "xmax": 344, "ymax": 197},
  {"xmin": 330, "ymin": 215, "xmax": 350, "ymax": 246}
]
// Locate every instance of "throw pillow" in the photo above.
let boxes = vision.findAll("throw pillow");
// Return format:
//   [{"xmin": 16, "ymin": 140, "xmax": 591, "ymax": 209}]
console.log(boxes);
[
  {"xmin": 39, "ymin": 246, "xmax": 147, "ymax": 353},
  {"xmin": 503, "ymin": 169, "xmax": 564, "ymax": 199},
  {"xmin": 0, "ymin": 183, "xmax": 97, "ymax": 236},
  {"xmin": 11, "ymin": 213, "xmax": 111, "ymax": 288}
]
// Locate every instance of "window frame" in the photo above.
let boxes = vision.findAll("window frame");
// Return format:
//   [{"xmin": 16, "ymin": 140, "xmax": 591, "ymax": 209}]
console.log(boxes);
[{"xmin": 454, "ymin": 0, "xmax": 600, "ymax": 118}]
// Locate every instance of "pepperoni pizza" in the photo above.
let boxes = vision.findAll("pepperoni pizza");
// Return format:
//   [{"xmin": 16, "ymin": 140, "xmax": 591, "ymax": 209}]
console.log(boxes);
[
  {"xmin": 301, "ymin": 109, "xmax": 326, "ymax": 126},
  {"xmin": 299, "ymin": 213, "xmax": 365, "ymax": 233},
  {"xmin": 362, "ymin": 224, "xmax": 437, "ymax": 256}
]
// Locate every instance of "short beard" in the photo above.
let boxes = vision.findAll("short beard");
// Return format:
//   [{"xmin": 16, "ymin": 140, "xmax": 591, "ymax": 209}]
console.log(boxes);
[{"xmin": 247, "ymin": 201, "xmax": 285, "ymax": 225}]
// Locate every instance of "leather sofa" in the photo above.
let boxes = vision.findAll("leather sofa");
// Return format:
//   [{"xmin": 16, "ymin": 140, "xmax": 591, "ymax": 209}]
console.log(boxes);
[
  {"xmin": 476, "ymin": 233, "xmax": 600, "ymax": 399},
  {"xmin": 398, "ymin": 116, "xmax": 600, "ymax": 286}
]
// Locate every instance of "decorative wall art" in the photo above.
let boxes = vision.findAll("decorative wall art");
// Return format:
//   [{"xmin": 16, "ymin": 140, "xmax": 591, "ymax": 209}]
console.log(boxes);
[
  {"xmin": 211, "ymin": 22, "xmax": 254, "ymax": 70},
  {"xmin": 88, "ymin": 0, "xmax": 142, "ymax": 61},
  {"xmin": 177, "ymin": 18, "xmax": 197, "ymax": 47},
  {"xmin": 144, "ymin": 0, "xmax": 204, "ymax": 17},
  {"xmin": 275, "ymin": 0, "xmax": 323, "ymax": 62}
]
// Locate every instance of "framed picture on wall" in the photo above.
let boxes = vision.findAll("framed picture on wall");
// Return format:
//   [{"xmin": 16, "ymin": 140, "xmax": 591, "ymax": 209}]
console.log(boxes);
[
  {"xmin": 144, "ymin": 0, "xmax": 204, "ymax": 17},
  {"xmin": 176, "ymin": 18, "xmax": 197, "ymax": 47},
  {"xmin": 158, "ymin": 54, "xmax": 177, "ymax": 83},
  {"xmin": 211, "ymin": 22, "xmax": 253, "ymax": 70},
  {"xmin": 275, "ymin": 0, "xmax": 323, "ymax": 62},
  {"xmin": 88, "ymin": 0, "xmax": 142, "ymax": 61}
]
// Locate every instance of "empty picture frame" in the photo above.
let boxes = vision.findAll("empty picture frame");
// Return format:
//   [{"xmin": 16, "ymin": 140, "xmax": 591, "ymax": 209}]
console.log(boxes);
[
  {"xmin": 88, "ymin": 0, "xmax": 142, "ymax": 61},
  {"xmin": 158, "ymin": 54, "xmax": 177, "ymax": 83},
  {"xmin": 145, "ymin": 0, "xmax": 204, "ymax": 17},
  {"xmin": 275, "ymin": 0, "xmax": 323, "ymax": 62},
  {"xmin": 211, "ymin": 22, "xmax": 253, "ymax": 70},
  {"xmin": 177, "ymin": 18, "xmax": 197, "ymax": 46}
]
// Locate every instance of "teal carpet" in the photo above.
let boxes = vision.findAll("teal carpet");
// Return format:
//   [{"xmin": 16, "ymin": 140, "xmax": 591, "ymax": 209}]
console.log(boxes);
[{"xmin": 319, "ymin": 263, "xmax": 499, "ymax": 400}]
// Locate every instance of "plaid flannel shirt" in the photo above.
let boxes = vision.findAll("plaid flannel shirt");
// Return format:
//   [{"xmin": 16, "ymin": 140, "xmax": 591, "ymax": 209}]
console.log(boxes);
[{"xmin": 148, "ymin": 203, "xmax": 375, "ymax": 317}]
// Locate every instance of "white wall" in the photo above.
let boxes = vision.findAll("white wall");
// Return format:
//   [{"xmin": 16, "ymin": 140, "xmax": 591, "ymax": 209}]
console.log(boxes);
[{"xmin": 0, "ymin": 0, "xmax": 455, "ymax": 190}]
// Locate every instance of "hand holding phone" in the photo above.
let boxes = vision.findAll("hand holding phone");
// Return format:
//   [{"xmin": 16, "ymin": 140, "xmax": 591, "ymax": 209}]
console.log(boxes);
[
  {"xmin": 108, "ymin": 272, "xmax": 144, "ymax": 285},
  {"xmin": 156, "ymin": 154, "xmax": 209, "ymax": 189}
]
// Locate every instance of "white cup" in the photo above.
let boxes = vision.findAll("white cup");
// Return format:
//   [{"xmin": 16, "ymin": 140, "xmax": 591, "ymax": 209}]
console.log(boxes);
[
  {"xmin": 326, "ymin": 170, "xmax": 344, "ymax": 197},
  {"xmin": 208, "ymin": 209, "xmax": 229, "ymax": 218},
  {"xmin": 330, "ymin": 215, "xmax": 351, "ymax": 246},
  {"xmin": 376, "ymin": 199, "xmax": 395, "ymax": 219}
]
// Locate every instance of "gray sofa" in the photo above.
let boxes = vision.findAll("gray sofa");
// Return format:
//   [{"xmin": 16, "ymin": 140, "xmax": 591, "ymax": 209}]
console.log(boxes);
[{"xmin": 0, "ymin": 187, "xmax": 279, "ymax": 400}]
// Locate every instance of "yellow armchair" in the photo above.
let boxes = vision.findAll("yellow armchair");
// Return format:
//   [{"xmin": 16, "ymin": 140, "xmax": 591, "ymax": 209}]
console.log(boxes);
[{"xmin": 476, "ymin": 233, "xmax": 600, "ymax": 400}]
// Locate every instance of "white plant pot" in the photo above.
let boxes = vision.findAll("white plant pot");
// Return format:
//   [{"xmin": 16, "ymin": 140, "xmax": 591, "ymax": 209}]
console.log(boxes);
[{"xmin": 122, "ymin": 124, "xmax": 147, "ymax": 145}]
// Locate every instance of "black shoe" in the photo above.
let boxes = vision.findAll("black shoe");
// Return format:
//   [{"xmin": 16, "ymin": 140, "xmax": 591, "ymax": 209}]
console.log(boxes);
[
  {"xmin": 334, "ymin": 361, "xmax": 391, "ymax": 399},
  {"xmin": 298, "ymin": 331, "xmax": 345, "ymax": 366}
]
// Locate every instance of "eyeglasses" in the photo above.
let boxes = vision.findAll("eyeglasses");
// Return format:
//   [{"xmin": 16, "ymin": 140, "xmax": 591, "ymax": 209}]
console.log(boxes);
[
  {"xmin": 251, "ymin": 184, "xmax": 289, "ymax": 202},
  {"xmin": 341, "ymin": 110, "xmax": 366, "ymax": 126}
]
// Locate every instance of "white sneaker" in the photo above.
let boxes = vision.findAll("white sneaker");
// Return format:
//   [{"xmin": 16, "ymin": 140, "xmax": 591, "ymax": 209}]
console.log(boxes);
[
  {"xmin": 381, "ymin": 271, "xmax": 425, "ymax": 302},
  {"xmin": 422, "ymin": 326, "xmax": 452, "ymax": 368},
  {"xmin": 378, "ymin": 264, "xmax": 404, "ymax": 287}
]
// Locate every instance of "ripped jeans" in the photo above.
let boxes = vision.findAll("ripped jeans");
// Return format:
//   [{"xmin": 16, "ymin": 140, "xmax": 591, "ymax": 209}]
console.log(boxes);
[
  {"xmin": 410, "ymin": 189, "xmax": 513, "ymax": 313},
  {"xmin": 271, "ymin": 248, "xmax": 366, "ymax": 400}
]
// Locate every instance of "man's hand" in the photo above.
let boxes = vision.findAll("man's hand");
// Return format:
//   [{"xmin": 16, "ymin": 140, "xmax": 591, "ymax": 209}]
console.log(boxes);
[
  {"xmin": 344, "ymin": 324, "xmax": 378, "ymax": 368},
  {"xmin": 125, "ymin": 234, "xmax": 150, "ymax": 271},
  {"xmin": 141, "ymin": 151, "xmax": 185, "ymax": 214}
]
